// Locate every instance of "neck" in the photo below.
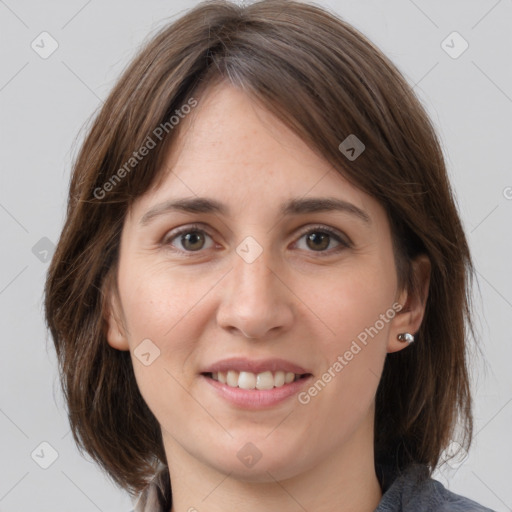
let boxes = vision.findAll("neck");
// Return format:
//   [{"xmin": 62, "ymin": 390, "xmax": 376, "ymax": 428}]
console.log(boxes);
[{"xmin": 165, "ymin": 417, "xmax": 382, "ymax": 512}]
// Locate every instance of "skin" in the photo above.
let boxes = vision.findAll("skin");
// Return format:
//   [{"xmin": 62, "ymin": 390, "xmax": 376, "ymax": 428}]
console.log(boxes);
[{"xmin": 106, "ymin": 81, "xmax": 430, "ymax": 512}]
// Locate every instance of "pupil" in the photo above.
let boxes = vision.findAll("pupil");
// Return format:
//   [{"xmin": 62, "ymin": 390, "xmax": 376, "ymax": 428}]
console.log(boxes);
[{"xmin": 307, "ymin": 232, "xmax": 329, "ymax": 251}]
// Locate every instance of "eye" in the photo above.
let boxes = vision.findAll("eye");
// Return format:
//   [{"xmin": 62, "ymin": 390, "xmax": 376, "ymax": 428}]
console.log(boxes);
[
  {"xmin": 162, "ymin": 224, "xmax": 350, "ymax": 255},
  {"xmin": 294, "ymin": 226, "xmax": 349, "ymax": 253},
  {"xmin": 163, "ymin": 225, "xmax": 215, "ymax": 252}
]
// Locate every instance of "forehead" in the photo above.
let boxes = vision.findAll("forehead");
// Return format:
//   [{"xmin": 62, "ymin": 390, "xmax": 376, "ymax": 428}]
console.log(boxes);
[{"xmin": 131, "ymin": 82, "xmax": 378, "ymax": 220}]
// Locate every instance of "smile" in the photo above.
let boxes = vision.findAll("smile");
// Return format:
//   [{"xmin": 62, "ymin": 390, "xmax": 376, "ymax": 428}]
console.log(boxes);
[{"xmin": 205, "ymin": 370, "xmax": 307, "ymax": 390}]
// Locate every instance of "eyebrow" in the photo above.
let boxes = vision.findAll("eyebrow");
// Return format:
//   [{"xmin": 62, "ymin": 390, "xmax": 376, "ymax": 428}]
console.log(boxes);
[{"xmin": 139, "ymin": 196, "xmax": 371, "ymax": 225}]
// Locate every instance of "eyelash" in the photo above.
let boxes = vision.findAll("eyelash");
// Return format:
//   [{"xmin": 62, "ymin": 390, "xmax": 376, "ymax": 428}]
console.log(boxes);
[{"xmin": 162, "ymin": 223, "xmax": 351, "ymax": 257}]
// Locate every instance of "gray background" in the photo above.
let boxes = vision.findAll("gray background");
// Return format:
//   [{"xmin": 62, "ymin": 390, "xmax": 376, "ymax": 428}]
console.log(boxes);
[{"xmin": 1, "ymin": 0, "xmax": 511, "ymax": 510}]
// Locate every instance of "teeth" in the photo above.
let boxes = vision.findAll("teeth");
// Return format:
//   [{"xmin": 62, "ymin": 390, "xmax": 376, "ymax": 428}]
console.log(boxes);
[
  {"xmin": 256, "ymin": 371, "xmax": 274, "ymax": 390},
  {"xmin": 209, "ymin": 370, "xmax": 303, "ymax": 389},
  {"xmin": 227, "ymin": 370, "xmax": 238, "ymax": 387},
  {"xmin": 238, "ymin": 371, "xmax": 257, "ymax": 390},
  {"xmin": 285, "ymin": 371, "xmax": 295, "ymax": 384},
  {"xmin": 274, "ymin": 371, "xmax": 286, "ymax": 387}
]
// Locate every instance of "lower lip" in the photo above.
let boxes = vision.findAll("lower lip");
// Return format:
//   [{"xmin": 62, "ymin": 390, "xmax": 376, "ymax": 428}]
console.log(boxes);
[{"xmin": 201, "ymin": 374, "xmax": 313, "ymax": 409}]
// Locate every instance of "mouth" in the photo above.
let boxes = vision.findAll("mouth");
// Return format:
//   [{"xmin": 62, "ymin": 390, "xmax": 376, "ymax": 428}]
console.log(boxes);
[
  {"xmin": 201, "ymin": 370, "xmax": 311, "ymax": 390},
  {"xmin": 200, "ymin": 357, "xmax": 313, "ymax": 408}
]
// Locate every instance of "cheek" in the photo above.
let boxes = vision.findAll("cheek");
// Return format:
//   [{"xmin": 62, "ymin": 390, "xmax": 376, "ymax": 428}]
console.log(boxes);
[
  {"xmin": 118, "ymin": 260, "xmax": 217, "ymax": 341},
  {"xmin": 303, "ymin": 256, "xmax": 397, "ymax": 346},
  {"xmin": 116, "ymin": 260, "xmax": 220, "ymax": 405},
  {"xmin": 295, "ymin": 257, "xmax": 397, "ymax": 416},
  {"xmin": 118, "ymin": 261, "xmax": 217, "ymax": 423}
]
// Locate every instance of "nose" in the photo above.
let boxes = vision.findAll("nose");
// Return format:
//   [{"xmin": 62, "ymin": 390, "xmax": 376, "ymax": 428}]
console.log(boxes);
[{"xmin": 216, "ymin": 247, "xmax": 294, "ymax": 340}]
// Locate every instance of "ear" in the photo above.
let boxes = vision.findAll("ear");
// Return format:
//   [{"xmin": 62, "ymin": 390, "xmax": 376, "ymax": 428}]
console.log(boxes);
[
  {"xmin": 104, "ymin": 286, "xmax": 130, "ymax": 351},
  {"xmin": 388, "ymin": 254, "xmax": 431, "ymax": 354}
]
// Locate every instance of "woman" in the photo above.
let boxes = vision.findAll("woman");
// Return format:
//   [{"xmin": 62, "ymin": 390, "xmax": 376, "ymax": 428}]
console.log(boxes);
[{"xmin": 44, "ymin": 0, "xmax": 495, "ymax": 510}]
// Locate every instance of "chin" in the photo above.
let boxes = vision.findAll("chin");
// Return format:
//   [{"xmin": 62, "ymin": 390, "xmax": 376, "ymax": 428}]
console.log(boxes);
[{"xmin": 201, "ymin": 441, "xmax": 309, "ymax": 483}]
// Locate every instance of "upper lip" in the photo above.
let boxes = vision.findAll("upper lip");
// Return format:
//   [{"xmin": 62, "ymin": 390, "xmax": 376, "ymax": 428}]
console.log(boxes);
[{"xmin": 201, "ymin": 357, "xmax": 311, "ymax": 375}]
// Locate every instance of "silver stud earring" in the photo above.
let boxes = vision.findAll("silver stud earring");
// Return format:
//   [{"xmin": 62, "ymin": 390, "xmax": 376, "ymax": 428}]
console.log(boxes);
[{"xmin": 397, "ymin": 332, "xmax": 415, "ymax": 344}]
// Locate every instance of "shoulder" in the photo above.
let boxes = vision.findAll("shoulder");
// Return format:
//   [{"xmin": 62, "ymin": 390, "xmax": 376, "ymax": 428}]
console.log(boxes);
[{"xmin": 375, "ymin": 464, "xmax": 496, "ymax": 512}]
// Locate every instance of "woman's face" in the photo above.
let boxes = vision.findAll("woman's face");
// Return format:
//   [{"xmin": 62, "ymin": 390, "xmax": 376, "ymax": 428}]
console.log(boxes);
[{"xmin": 107, "ymin": 82, "xmax": 421, "ymax": 481}]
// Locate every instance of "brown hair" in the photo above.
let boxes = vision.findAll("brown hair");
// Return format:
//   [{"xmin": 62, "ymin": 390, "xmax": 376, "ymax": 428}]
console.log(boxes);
[{"xmin": 45, "ymin": 0, "xmax": 474, "ymax": 496}]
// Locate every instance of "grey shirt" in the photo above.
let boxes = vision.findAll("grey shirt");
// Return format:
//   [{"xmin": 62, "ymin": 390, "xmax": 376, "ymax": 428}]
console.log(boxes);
[{"xmin": 133, "ymin": 463, "xmax": 495, "ymax": 511}]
